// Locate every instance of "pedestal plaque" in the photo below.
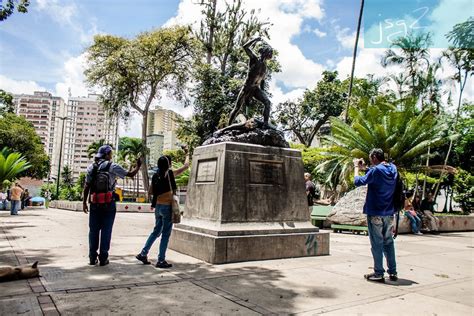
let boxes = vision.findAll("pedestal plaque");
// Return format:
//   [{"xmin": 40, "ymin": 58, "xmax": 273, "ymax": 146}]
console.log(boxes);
[{"xmin": 169, "ymin": 142, "xmax": 330, "ymax": 264}]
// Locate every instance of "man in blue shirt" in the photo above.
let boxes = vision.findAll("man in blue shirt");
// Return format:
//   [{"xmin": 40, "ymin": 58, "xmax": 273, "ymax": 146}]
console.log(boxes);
[{"xmin": 354, "ymin": 148, "xmax": 398, "ymax": 283}]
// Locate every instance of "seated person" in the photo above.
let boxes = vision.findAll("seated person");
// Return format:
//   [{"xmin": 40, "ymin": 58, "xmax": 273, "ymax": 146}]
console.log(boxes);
[
  {"xmin": 420, "ymin": 193, "xmax": 440, "ymax": 234},
  {"xmin": 403, "ymin": 199, "xmax": 422, "ymax": 235}
]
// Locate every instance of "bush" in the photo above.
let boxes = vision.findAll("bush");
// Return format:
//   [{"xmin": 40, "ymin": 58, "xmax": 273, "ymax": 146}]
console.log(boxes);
[{"xmin": 453, "ymin": 168, "xmax": 473, "ymax": 213}]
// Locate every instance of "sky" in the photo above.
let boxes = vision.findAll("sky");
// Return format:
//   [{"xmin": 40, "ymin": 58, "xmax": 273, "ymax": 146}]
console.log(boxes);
[{"xmin": 0, "ymin": 0, "xmax": 472, "ymax": 138}]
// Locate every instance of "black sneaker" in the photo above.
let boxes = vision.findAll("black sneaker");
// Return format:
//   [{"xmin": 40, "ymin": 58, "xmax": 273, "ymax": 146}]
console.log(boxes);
[
  {"xmin": 99, "ymin": 259, "xmax": 109, "ymax": 266},
  {"xmin": 389, "ymin": 273, "xmax": 398, "ymax": 281},
  {"xmin": 136, "ymin": 254, "xmax": 151, "ymax": 265},
  {"xmin": 155, "ymin": 260, "xmax": 172, "ymax": 269},
  {"xmin": 364, "ymin": 273, "xmax": 385, "ymax": 283},
  {"xmin": 89, "ymin": 258, "xmax": 98, "ymax": 265}
]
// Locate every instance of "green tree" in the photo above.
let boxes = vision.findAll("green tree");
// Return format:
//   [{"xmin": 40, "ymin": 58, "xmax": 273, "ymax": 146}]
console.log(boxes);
[
  {"xmin": 452, "ymin": 103, "xmax": 473, "ymax": 172},
  {"xmin": 382, "ymin": 32, "xmax": 432, "ymax": 99},
  {"xmin": 120, "ymin": 137, "xmax": 146, "ymax": 198},
  {"xmin": 275, "ymin": 71, "xmax": 345, "ymax": 147},
  {"xmin": 446, "ymin": 17, "xmax": 474, "ymax": 49},
  {"xmin": 163, "ymin": 148, "xmax": 187, "ymax": 165},
  {"xmin": 0, "ymin": 0, "xmax": 29, "ymax": 21},
  {"xmin": 0, "ymin": 148, "xmax": 31, "ymax": 190},
  {"xmin": 177, "ymin": 0, "xmax": 279, "ymax": 150},
  {"xmin": 61, "ymin": 165, "xmax": 74, "ymax": 189},
  {"xmin": 452, "ymin": 168, "xmax": 473, "ymax": 213},
  {"xmin": 316, "ymin": 99, "xmax": 452, "ymax": 189},
  {"xmin": 0, "ymin": 113, "xmax": 50, "ymax": 179},
  {"xmin": 84, "ymin": 26, "xmax": 198, "ymax": 192},
  {"xmin": 87, "ymin": 139, "xmax": 108, "ymax": 159},
  {"xmin": 0, "ymin": 89, "xmax": 14, "ymax": 115}
]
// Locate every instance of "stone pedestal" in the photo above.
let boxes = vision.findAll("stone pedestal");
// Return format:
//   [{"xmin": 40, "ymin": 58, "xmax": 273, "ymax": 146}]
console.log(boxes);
[{"xmin": 169, "ymin": 142, "xmax": 330, "ymax": 264}]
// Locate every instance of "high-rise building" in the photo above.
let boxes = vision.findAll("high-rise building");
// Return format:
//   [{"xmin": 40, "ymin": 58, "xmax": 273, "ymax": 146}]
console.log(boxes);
[
  {"xmin": 63, "ymin": 94, "xmax": 119, "ymax": 179},
  {"xmin": 163, "ymin": 130, "xmax": 179, "ymax": 151},
  {"xmin": 147, "ymin": 106, "xmax": 181, "ymax": 135},
  {"xmin": 146, "ymin": 134, "xmax": 164, "ymax": 168},
  {"xmin": 13, "ymin": 91, "xmax": 65, "ymax": 181}
]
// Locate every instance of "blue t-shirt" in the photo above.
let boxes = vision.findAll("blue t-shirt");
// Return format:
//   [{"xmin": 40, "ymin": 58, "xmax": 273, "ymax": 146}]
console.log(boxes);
[{"xmin": 354, "ymin": 162, "xmax": 397, "ymax": 216}]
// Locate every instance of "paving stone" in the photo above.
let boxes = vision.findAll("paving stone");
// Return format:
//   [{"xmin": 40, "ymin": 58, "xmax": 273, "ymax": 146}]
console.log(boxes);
[
  {"xmin": 51, "ymin": 281, "xmax": 258, "ymax": 315},
  {"xmin": 0, "ymin": 296, "xmax": 42, "ymax": 316}
]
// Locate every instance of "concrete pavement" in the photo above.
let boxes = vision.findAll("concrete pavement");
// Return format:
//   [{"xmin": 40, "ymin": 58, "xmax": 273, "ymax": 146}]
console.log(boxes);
[{"xmin": 1, "ymin": 208, "xmax": 473, "ymax": 315}]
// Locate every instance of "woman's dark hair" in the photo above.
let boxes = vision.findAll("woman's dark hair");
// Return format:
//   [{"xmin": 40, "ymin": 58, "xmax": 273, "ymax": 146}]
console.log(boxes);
[{"xmin": 157, "ymin": 156, "xmax": 170, "ymax": 177}]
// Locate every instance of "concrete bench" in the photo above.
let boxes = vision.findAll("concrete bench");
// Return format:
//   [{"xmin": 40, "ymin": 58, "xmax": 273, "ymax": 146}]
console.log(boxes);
[
  {"xmin": 310, "ymin": 205, "xmax": 333, "ymax": 228},
  {"xmin": 331, "ymin": 224, "xmax": 368, "ymax": 235}
]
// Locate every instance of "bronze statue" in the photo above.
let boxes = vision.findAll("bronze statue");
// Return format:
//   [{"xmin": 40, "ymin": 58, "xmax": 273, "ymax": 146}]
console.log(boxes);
[{"xmin": 228, "ymin": 37, "xmax": 273, "ymax": 126}]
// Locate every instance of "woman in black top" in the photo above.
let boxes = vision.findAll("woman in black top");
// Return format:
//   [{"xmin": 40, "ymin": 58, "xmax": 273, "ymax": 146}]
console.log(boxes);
[{"xmin": 136, "ymin": 156, "xmax": 176, "ymax": 268}]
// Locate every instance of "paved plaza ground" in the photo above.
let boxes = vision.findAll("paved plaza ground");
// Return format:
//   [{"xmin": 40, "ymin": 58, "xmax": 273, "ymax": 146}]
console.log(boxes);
[{"xmin": 0, "ymin": 208, "xmax": 473, "ymax": 315}]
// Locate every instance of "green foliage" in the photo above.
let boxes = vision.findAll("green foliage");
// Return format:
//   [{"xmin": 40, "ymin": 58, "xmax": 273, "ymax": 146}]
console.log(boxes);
[
  {"xmin": 452, "ymin": 103, "xmax": 473, "ymax": 172},
  {"xmin": 39, "ymin": 183, "xmax": 56, "ymax": 200},
  {"xmin": 403, "ymin": 172, "xmax": 438, "ymax": 189},
  {"xmin": 172, "ymin": 161, "xmax": 190, "ymax": 187},
  {"xmin": 85, "ymin": 26, "xmax": 198, "ymax": 190},
  {"xmin": 87, "ymin": 139, "xmax": 111, "ymax": 159},
  {"xmin": 120, "ymin": 137, "xmax": 146, "ymax": 163},
  {"xmin": 177, "ymin": 0, "xmax": 280, "ymax": 149},
  {"xmin": 163, "ymin": 149, "xmax": 187, "ymax": 165},
  {"xmin": 0, "ymin": 89, "xmax": 14, "ymax": 114},
  {"xmin": 382, "ymin": 32, "xmax": 432, "ymax": 98},
  {"xmin": 290, "ymin": 143, "xmax": 325, "ymax": 181},
  {"xmin": 316, "ymin": 98, "xmax": 451, "ymax": 189},
  {"xmin": 275, "ymin": 71, "xmax": 345, "ymax": 147},
  {"xmin": 446, "ymin": 17, "xmax": 474, "ymax": 49},
  {"xmin": 452, "ymin": 168, "xmax": 473, "ymax": 213},
  {"xmin": 0, "ymin": 113, "xmax": 50, "ymax": 179},
  {"xmin": 61, "ymin": 165, "xmax": 74, "ymax": 189},
  {"xmin": 0, "ymin": 0, "xmax": 29, "ymax": 21},
  {"xmin": 0, "ymin": 147, "xmax": 31, "ymax": 190}
]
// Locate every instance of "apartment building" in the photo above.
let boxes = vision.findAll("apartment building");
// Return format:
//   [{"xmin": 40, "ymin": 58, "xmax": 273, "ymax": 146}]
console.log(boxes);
[
  {"xmin": 146, "ymin": 134, "xmax": 164, "ymax": 167},
  {"xmin": 13, "ymin": 91, "xmax": 65, "ymax": 180},
  {"xmin": 63, "ymin": 94, "xmax": 119, "ymax": 179},
  {"xmin": 147, "ymin": 106, "xmax": 181, "ymax": 135}
]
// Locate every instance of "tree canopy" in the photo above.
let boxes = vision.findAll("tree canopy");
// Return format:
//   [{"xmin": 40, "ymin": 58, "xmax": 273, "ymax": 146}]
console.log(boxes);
[
  {"xmin": 0, "ymin": 113, "xmax": 50, "ymax": 179},
  {"xmin": 84, "ymin": 26, "xmax": 198, "ymax": 192},
  {"xmin": 0, "ymin": 0, "xmax": 29, "ymax": 21},
  {"xmin": 275, "ymin": 71, "xmax": 345, "ymax": 147}
]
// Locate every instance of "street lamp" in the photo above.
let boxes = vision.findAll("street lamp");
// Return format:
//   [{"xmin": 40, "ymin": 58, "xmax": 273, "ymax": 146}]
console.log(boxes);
[{"xmin": 56, "ymin": 116, "xmax": 70, "ymax": 198}]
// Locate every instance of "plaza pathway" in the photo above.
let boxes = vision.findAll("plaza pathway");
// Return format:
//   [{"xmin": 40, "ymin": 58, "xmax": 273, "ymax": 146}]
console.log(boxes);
[{"xmin": 1, "ymin": 208, "xmax": 473, "ymax": 315}]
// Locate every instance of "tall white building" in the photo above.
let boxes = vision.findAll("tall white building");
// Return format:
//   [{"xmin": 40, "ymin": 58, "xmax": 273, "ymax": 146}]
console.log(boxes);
[
  {"xmin": 145, "ymin": 107, "xmax": 182, "ymax": 161},
  {"xmin": 63, "ymin": 94, "xmax": 119, "ymax": 179},
  {"xmin": 13, "ymin": 91, "xmax": 65, "ymax": 181}
]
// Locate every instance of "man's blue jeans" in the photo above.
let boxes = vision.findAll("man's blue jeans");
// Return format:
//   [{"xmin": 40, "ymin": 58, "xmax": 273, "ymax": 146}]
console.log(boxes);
[
  {"xmin": 10, "ymin": 200, "xmax": 20, "ymax": 215},
  {"xmin": 140, "ymin": 204, "xmax": 173, "ymax": 261},
  {"xmin": 89, "ymin": 202, "xmax": 116, "ymax": 262},
  {"xmin": 405, "ymin": 212, "xmax": 421, "ymax": 233},
  {"xmin": 367, "ymin": 215, "xmax": 397, "ymax": 276}
]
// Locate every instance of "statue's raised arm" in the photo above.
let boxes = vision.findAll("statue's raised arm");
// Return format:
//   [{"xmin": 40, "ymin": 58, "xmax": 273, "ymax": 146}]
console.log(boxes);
[
  {"xmin": 242, "ymin": 37, "xmax": 261, "ymax": 61},
  {"xmin": 228, "ymin": 37, "xmax": 273, "ymax": 126}
]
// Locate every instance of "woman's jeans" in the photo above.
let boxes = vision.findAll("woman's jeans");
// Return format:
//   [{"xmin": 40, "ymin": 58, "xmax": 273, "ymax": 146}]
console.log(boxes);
[
  {"xmin": 140, "ymin": 204, "xmax": 173, "ymax": 262},
  {"xmin": 405, "ymin": 212, "xmax": 422, "ymax": 233},
  {"xmin": 367, "ymin": 215, "xmax": 397, "ymax": 277}
]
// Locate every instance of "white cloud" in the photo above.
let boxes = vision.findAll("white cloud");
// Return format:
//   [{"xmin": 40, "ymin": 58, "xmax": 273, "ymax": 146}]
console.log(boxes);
[
  {"xmin": 54, "ymin": 53, "xmax": 90, "ymax": 100},
  {"xmin": 0, "ymin": 75, "xmax": 47, "ymax": 94},
  {"xmin": 35, "ymin": 0, "xmax": 98, "ymax": 44},
  {"xmin": 335, "ymin": 25, "xmax": 357, "ymax": 50},
  {"xmin": 313, "ymin": 28, "xmax": 327, "ymax": 38}
]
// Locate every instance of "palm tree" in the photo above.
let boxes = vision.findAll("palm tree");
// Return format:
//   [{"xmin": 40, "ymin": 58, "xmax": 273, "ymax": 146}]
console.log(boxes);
[
  {"xmin": 87, "ymin": 139, "xmax": 106, "ymax": 159},
  {"xmin": 316, "ymin": 99, "xmax": 452, "ymax": 189},
  {"xmin": 121, "ymin": 138, "xmax": 147, "ymax": 199},
  {"xmin": 0, "ymin": 147, "xmax": 31, "ymax": 190},
  {"xmin": 382, "ymin": 32, "xmax": 432, "ymax": 100}
]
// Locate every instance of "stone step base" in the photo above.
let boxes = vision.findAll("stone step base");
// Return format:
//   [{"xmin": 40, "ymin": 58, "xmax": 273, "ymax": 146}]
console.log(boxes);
[{"xmin": 169, "ymin": 228, "xmax": 330, "ymax": 264}]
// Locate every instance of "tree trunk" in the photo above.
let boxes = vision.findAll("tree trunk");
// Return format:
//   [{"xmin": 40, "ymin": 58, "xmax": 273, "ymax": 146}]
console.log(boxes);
[
  {"xmin": 433, "ymin": 68, "xmax": 467, "ymax": 198},
  {"xmin": 141, "ymin": 113, "xmax": 150, "ymax": 200},
  {"xmin": 344, "ymin": 0, "xmax": 364, "ymax": 123},
  {"xmin": 206, "ymin": 0, "xmax": 217, "ymax": 65}
]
